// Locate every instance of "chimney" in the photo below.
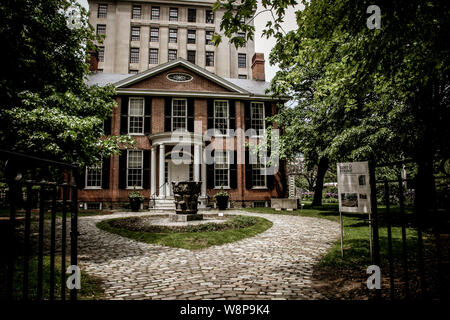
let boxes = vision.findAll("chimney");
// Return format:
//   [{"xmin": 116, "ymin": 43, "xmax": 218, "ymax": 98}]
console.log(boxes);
[
  {"xmin": 88, "ymin": 49, "xmax": 99, "ymax": 72},
  {"xmin": 251, "ymin": 53, "xmax": 265, "ymax": 81}
]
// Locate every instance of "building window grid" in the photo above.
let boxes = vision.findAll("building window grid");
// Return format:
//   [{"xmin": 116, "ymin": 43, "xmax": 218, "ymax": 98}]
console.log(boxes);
[
  {"xmin": 96, "ymin": 24, "xmax": 106, "ymax": 35},
  {"xmin": 151, "ymin": 7, "xmax": 160, "ymax": 20},
  {"xmin": 150, "ymin": 28, "xmax": 159, "ymax": 42},
  {"xmin": 130, "ymin": 48, "xmax": 139, "ymax": 64},
  {"xmin": 98, "ymin": 46, "xmax": 105, "ymax": 62},
  {"xmin": 206, "ymin": 10, "xmax": 214, "ymax": 24},
  {"xmin": 238, "ymin": 74, "xmax": 247, "ymax": 79},
  {"xmin": 214, "ymin": 100, "xmax": 229, "ymax": 136},
  {"xmin": 188, "ymin": 8, "xmax": 196, "ymax": 22},
  {"xmin": 98, "ymin": 4, "xmax": 107, "ymax": 18},
  {"xmin": 168, "ymin": 49, "xmax": 177, "ymax": 61},
  {"xmin": 205, "ymin": 51, "xmax": 214, "ymax": 66},
  {"xmin": 205, "ymin": 31, "xmax": 213, "ymax": 45},
  {"xmin": 214, "ymin": 151, "xmax": 229, "ymax": 188},
  {"xmin": 128, "ymin": 98, "xmax": 144, "ymax": 134},
  {"xmin": 169, "ymin": 8, "xmax": 178, "ymax": 21},
  {"xmin": 187, "ymin": 30, "xmax": 196, "ymax": 44},
  {"xmin": 129, "ymin": 70, "xmax": 138, "ymax": 74},
  {"xmin": 250, "ymin": 102, "xmax": 265, "ymax": 135},
  {"xmin": 149, "ymin": 48, "xmax": 158, "ymax": 64},
  {"xmin": 127, "ymin": 150, "xmax": 143, "ymax": 188},
  {"xmin": 86, "ymin": 162, "xmax": 102, "ymax": 188},
  {"xmin": 238, "ymin": 53, "xmax": 247, "ymax": 68},
  {"xmin": 187, "ymin": 50, "xmax": 196, "ymax": 64},
  {"xmin": 172, "ymin": 99, "xmax": 187, "ymax": 131},
  {"xmin": 131, "ymin": 26, "xmax": 140, "ymax": 41},
  {"xmin": 252, "ymin": 158, "xmax": 267, "ymax": 188},
  {"xmin": 169, "ymin": 29, "xmax": 177, "ymax": 43},
  {"xmin": 132, "ymin": 5, "xmax": 141, "ymax": 19}
]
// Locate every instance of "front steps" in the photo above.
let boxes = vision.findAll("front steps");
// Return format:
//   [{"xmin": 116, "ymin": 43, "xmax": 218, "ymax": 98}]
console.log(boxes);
[{"xmin": 149, "ymin": 196, "xmax": 208, "ymax": 210}]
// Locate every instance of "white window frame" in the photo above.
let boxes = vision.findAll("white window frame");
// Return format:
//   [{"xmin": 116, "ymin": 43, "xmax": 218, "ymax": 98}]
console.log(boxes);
[
  {"xmin": 150, "ymin": 28, "xmax": 159, "ymax": 42},
  {"xmin": 126, "ymin": 150, "xmax": 143, "ymax": 189},
  {"xmin": 128, "ymin": 97, "xmax": 145, "ymax": 135},
  {"xmin": 171, "ymin": 98, "xmax": 188, "ymax": 131},
  {"xmin": 214, "ymin": 150, "xmax": 230, "ymax": 189},
  {"xmin": 213, "ymin": 100, "xmax": 229, "ymax": 136},
  {"xmin": 251, "ymin": 156, "xmax": 267, "ymax": 189},
  {"xmin": 250, "ymin": 101, "xmax": 265, "ymax": 137},
  {"xmin": 85, "ymin": 161, "xmax": 102, "ymax": 189},
  {"xmin": 131, "ymin": 26, "xmax": 140, "ymax": 41},
  {"xmin": 187, "ymin": 30, "xmax": 196, "ymax": 44}
]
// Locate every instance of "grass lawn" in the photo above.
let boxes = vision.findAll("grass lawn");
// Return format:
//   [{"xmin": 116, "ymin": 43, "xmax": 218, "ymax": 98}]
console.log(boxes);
[
  {"xmin": 97, "ymin": 215, "xmax": 273, "ymax": 250},
  {"xmin": 0, "ymin": 255, "xmax": 105, "ymax": 300},
  {"xmin": 244, "ymin": 203, "xmax": 444, "ymax": 299}
]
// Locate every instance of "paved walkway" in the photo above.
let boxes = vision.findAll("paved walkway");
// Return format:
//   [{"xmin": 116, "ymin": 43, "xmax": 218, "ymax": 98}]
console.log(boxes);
[{"xmin": 78, "ymin": 211, "xmax": 339, "ymax": 300}]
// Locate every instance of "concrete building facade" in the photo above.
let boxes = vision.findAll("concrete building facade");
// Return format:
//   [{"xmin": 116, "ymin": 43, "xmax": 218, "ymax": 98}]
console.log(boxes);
[{"xmin": 89, "ymin": 0, "xmax": 255, "ymax": 79}]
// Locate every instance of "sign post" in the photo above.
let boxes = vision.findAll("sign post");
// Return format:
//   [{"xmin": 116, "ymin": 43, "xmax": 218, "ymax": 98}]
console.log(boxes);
[{"xmin": 337, "ymin": 161, "xmax": 372, "ymax": 257}]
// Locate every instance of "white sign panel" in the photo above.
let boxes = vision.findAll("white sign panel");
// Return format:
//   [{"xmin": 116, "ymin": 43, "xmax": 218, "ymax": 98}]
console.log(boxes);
[{"xmin": 337, "ymin": 161, "xmax": 371, "ymax": 213}]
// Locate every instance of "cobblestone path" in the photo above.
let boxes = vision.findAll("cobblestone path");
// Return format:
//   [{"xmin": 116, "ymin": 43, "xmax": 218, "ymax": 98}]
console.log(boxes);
[{"xmin": 78, "ymin": 211, "xmax": 339, "ymax": 300}]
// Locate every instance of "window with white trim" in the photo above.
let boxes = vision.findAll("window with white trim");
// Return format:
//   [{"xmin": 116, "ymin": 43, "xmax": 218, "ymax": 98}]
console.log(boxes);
[
  {"xmin": 128, "ymin": 97, "xmax": 144, "ymax": 134},
  {"xmin": 127, "ymin": 150, "xmax": 143, "ymax": 188},
  {"xmin": 86, "ymin": 162, "xmax": 102, "ymax": 188},
  {"xmin": 149, "ymin": 48, "xmax": 158, "ymax": 64},
  {"xmin": 214, "ymin": 151, "xmax": 229, "ymax": 188},
  {"xmin": 187, "ymin": 30, "xmax": 196, "ymax": 44},
  {"xmin": 252, "ymin": 157, "xmax": 266, "ymax": 188},
  {"xmin": 150, "ymin": 28, "xmax": 159, "ymax": 42},
  {"xmin": 168, "ymin": 49, "xmax": 177, "ymax": 61},
  {"xmin": 172, "ymin": 99, "xmax": 187, "ymax": 131},
  {"xmin": 98, "ymin": 4, "xmax": 107, "ymax": 18},
  {"xmin": 169, "ymin": 29, "xmax": 177, "ymax": 43},
  {"xmin": 169, "ymin": 8, "xmax": 178, "ymax": 21},
  {"xmin": 130, "ymin": 47, "xmax": 139, "ymax": 63},
  {"xmin": 132, "ymin": 5, "xmax": 141, "ymax": 19},
  {"xmin": 250, "ymin": 102, "xmax": 265, "ymax": 134},
  {"xmin": 151, "ymin": 6, "xmax": 160, "ymax": 20},
  {"xmin": 131, "ymin": 26, "xmax": 140, "ymax": 41},
  {"xmin": 214, "ymin": 100, "xmax": 229, "ymax": 135},
  {"xmin": 238, "ymin": 53, "xmax": 247, "ymax": 68}
]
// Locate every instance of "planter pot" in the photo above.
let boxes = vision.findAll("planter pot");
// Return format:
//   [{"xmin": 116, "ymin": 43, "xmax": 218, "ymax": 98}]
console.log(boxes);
[
  {"xmin": 215, "ymin": 195, "xmax": 229, "ymax": 210},
  {"xmin": 129, "ymin": 198, "xmax": 142, "ymax": 212}
]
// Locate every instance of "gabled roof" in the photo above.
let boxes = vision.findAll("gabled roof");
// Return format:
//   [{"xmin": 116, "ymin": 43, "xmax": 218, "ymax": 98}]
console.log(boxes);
[
  {"xmin": 86, "ymin": 58, "xmax": 288, "ymax": 100},
  {"xmin": 113, "ymin": 58, "xmax": 249, "ymax": 94}
]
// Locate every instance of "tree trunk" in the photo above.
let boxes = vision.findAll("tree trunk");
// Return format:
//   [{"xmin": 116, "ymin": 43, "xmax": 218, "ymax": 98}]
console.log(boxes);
[{"xmin": 312, "ymin": 157, "xmax": 329, "ymax": 206}]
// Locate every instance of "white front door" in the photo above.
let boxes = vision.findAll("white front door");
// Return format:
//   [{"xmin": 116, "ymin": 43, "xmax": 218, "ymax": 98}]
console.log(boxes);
[{"xmin": 167, "ymin": 161, "xmax": 190, "ymax": 196}]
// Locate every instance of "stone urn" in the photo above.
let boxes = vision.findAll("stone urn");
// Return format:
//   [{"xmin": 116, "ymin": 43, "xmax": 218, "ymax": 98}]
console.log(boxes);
[{"xmin": 172, "ymin": 181, "xmax": 202, "ymax": 215}]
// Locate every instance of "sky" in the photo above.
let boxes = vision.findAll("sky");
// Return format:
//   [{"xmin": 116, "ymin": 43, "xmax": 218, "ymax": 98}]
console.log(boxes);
[{"xmin": 76, "ymin": 0, "xmax": 303, "ymax": 82}]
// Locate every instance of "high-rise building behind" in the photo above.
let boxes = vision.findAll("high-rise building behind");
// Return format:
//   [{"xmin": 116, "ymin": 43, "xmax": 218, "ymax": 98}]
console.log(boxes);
[{"xmin": 88, "ymin": 0, "xmax": 255, "ymax": 79}]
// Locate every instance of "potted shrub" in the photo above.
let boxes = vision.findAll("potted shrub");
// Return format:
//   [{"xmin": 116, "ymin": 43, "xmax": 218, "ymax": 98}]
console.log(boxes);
[
  {"xmin": 214, "ymin": 187, "xmax": 229, "ymax": 210},
  {"xmin": 128, "ymin": 187, "xmax": 144, "ymax": 212}
]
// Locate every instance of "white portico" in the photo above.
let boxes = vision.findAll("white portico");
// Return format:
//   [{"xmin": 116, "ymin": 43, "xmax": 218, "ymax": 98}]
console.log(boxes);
[{"xmin": 149, "ymin": 132, "xmax": 207, "ymax": 209}]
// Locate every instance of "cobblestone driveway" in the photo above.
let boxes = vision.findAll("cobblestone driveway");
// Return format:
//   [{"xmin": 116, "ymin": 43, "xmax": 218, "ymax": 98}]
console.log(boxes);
[{"xmin": 78, "ymin": 211, "xmax": 339, "ymax": 300}]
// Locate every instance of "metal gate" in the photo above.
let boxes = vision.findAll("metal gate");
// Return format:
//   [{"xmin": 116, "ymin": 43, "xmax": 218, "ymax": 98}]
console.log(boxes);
[
  {"xmin": 369, "ymin": 159, "xmax": 449, "ymax": 300},
  {"xmin": 0, "ymin": 150, "xmax": 79, "ymax": 300}
]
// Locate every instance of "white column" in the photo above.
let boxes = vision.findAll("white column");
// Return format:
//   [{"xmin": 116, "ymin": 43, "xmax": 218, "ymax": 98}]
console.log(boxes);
[
  {"xmin": 159, "ymin": 144, "xmax": 165, "ymax": 198},
  {"xmin": 194, "ymin": 144, "xmax": 200, "ymax": 182},
  {"xmin": 151, "ymin": 146, "xmax": 156, "ymax": 196},
  {"xmin": 201, "ymin": 145, "xmax": 207, "ymax": 197}
]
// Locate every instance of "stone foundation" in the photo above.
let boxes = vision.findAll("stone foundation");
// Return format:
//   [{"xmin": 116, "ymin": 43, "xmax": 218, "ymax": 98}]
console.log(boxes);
[{"xmin": 169, "ymin": 214, "xmax": 204, "ymax": 222}]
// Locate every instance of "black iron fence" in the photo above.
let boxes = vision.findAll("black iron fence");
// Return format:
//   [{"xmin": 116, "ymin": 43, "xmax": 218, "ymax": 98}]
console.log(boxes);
[
  {"xmin": 369, "ymin": 159, "xmax": 449, "ymax": 300},
  {"xmin": 0, "ymin": 150, "xmax": 79, "ymax": 300}
]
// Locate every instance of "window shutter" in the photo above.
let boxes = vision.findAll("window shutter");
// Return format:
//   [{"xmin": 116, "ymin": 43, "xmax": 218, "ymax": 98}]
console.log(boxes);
[
  {"xmin": 118, "ymin": 151, "xmax": 127, "ymax": 189},
  {"xmin": 230, "ymin": 150, "xmax": 237, "ymax": 189},
  {"xmin": 229, "ymin": 100, "xmax": 236, "ymax": 131},
  {"xmin": 245, "ymin": 150, "xmax": 252, "ymax": 189},
  {"xmin": 104, "ymin": 117, "xmax": 112, "ymax": 135},
  {"xmin": 264, "ymin": 101, "xmax": 272, "ymax": 125},
  {"xmin": 164, "ymin": 97, "xmax": 171, "ymax": 132},
  {"xmin": 143, "ymin": 150, "xmax": 150, "ymax": 189},
  {"xmin": 144, "ymin": 97, "xmax": 152, "ymax": 135},
  {"xmin": 187, "ymin": 98, "xmax": 194, "ymax": 132},
  {"xmin": 244, "ymin": 101, "xmax": 251, "ymax": 131},
  {"xmin": 101, "ymin": 157, "xmax": 110, "ymax": 189},
  {"xmin": 120, "ymin": 96, "xmax": 129, "ymax": 135},
  {"xmin": 266, "ymin": 171, "xmax": 274, "ymax": 190},
  {"xmin": 78, "ymin": 167, "xmax": 86, "ymax": 189},
  {"xmin": 207, "ymin": 99, "xmax": 214, "ymax": 130},
  {"xmin": 206, "ymin": 149, "xmax": 215, "ymax": 189}
]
